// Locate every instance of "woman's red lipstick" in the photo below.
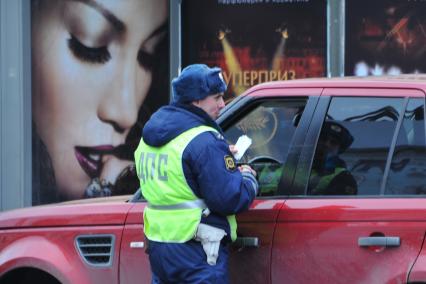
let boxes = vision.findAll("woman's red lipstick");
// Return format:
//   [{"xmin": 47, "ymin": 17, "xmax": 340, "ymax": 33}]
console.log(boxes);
[{"xmin": 75, "ymin": 145, "xmax": 115, "ymax": 178}]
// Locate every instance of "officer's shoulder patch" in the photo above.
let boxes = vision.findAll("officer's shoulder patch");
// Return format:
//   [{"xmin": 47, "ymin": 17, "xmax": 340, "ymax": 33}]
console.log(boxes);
[{"xmin": 224, "ymin": 155, "xmax": 236, "ymax": 171}]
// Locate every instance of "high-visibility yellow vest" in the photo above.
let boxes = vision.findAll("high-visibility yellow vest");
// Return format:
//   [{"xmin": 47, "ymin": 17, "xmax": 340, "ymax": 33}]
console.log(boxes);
[
  {"xmin": 134, "ymin": 125, "xmax": 237, "ymax": 243},
  {"xmin": 310, "ymin": 167, "xmax": 346, "ymax": 194}
]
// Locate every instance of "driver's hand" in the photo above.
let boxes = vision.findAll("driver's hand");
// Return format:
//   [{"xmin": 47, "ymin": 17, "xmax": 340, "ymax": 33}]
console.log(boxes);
[{"xmin": 238, "ymin": 164, "xmax": 257, "ymax": 177}]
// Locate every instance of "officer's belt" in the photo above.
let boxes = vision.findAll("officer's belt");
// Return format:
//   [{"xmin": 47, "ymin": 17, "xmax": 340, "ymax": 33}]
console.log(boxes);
[{"xmin": 147, "ymin": 199, "xmax": 207, "ymax": 210}]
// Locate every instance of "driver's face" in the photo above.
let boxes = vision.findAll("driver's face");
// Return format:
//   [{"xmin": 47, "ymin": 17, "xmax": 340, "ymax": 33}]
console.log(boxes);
[{"xmin": 323, "ymin": 136, "xmax": 341, "ymax": 156}]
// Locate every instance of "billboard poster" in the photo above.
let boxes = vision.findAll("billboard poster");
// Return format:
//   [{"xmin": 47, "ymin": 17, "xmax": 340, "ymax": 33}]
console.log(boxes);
[
  {"xmin": 31, "ymin": 0, "xmax": 170, "ymax": 204},
  {"xmin": 181, "ymin": 0, "xmax": 326, "ymax": 101},
  {"xmin": 346, "ymin": 0, "xmax": 426, "ymax": 76}
]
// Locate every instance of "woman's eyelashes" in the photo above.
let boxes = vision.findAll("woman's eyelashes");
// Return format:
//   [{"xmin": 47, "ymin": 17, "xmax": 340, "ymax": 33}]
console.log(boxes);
[
  {"xmin": 67, "ymin": 33, "xmax": 156, "ymax": 69},
  {"xmin": 137, "ymin": 49, "xmax": 155, "ymax": 70},
  {"xmin": 68, "ymin": 35, "xmax": 111, "ymax": 64}
]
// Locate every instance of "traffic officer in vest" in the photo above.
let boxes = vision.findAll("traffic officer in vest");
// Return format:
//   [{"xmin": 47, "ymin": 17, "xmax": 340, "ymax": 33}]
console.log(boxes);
[
  {"xmin": 134, "ymin": 64, "xmax": 259, "ymax": 283},
  {"xmin": 308, "ymin": 121, "xmax": 357, "ymax": 195}
]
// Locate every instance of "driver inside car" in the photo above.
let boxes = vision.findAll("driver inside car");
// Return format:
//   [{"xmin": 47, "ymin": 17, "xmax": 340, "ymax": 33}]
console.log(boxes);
[
  {"xmin": 308, "ymin": 121, "xmax": 358, "ymax": 195},
  {"xmin": 238, "ymin": 120, "xmax": 358, "ymax": 196}
]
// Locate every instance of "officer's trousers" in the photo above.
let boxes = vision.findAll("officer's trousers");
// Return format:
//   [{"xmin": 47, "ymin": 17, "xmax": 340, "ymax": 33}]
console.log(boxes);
[{"xmin": 147, "ymin": 239, "xmax": 229, "ymax": 284}]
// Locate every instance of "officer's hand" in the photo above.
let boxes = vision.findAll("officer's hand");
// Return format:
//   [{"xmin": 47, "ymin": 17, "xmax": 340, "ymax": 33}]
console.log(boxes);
[
  {"xmin": 238, "ymin": 164, "xmax": 257, "ymax": 177},
  {"xmin": 229, "ymin": 144, "xmax": 238, "ymax": 155}
]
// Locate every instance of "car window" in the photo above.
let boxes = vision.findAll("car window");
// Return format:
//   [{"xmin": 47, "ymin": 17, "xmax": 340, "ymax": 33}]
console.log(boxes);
[
  {"xmin": 308, "ymin": 97, "xmax": 405, "ymax": 196},
  {"xmin": 224, "ymin": 99, "xmax": 307, "ymax": 196},
  {"xmin": 385, "ymin": 98, "xmax": 426, "ymax": 195}
]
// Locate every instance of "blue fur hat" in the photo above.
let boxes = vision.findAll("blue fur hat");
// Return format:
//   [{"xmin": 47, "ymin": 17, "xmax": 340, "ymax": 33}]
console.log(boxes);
[{"xmin": 172, "ymin": 64, "xmax": 227, "ymax": 103}]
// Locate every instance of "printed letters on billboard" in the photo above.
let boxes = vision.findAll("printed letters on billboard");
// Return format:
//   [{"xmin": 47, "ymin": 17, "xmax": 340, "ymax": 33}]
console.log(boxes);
[{"xmin": 181, "ymin": 0, "xmax": 326, "ymax": 101}]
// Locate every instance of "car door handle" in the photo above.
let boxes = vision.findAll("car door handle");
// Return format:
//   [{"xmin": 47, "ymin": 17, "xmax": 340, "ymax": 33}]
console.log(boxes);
[
  {"xmin": 234, "ymin": 237, "xmax": 260, "ymax": 248},
  {"xmin": 358, "ymin": 237, "xmax": 400, "ymax": 247}
]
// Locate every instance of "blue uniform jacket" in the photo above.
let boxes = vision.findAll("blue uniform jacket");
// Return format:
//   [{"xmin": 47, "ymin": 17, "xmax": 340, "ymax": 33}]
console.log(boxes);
[{"xmin": 142, "ymin": 103, "xmax": 258, "ymax": 242}]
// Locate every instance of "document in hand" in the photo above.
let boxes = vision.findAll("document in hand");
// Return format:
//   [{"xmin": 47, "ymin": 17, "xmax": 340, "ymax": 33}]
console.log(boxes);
[{"xmin": 233, "ymin": 135, "xmax": 252, "ymax": 160}]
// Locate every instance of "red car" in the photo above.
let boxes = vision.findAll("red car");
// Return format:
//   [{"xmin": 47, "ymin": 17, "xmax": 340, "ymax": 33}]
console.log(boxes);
[{"xmin": 1, "ymin": 76, "xmax": 426, "ymax": 284}]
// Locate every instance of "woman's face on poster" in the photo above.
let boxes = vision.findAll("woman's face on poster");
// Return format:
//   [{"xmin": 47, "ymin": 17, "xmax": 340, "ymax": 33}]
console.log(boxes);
[{"xmin": 32, "ymin": 0, "xmax": 168, "ymax": 200}]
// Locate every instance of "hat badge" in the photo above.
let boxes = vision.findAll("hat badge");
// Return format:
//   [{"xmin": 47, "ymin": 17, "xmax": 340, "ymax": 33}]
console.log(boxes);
[{"xmin": 218, "ymin": 72, "xmax": 225, "ymax": 85}]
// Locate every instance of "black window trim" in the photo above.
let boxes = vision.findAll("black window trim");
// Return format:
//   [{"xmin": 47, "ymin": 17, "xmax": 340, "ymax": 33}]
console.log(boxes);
[
  {"xmin": 277, "ymin": 95, "xmax": 321, "ymax": 196},
  {"xmin": 290, "ymin": 95, "xmax": 331, "ymax": 196},
  {"xmin": 424, "ymin": 95, "xmax": 426, "ymax": 145}
]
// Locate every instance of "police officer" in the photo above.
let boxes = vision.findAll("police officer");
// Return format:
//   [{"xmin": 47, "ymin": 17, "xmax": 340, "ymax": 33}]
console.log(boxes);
[
  {"xmin": 308, "ymin": 121, "xmax": 358, "ymax": 195},
  {"xmin": 134, "ymin": 64, "xmax": 258, "ymax": 283}
]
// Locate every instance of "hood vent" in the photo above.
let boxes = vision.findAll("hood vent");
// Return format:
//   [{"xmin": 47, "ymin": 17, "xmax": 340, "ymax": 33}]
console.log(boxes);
[{"xmin": 75, "ymin": 234, "xmax": 115, "ymax": 267}]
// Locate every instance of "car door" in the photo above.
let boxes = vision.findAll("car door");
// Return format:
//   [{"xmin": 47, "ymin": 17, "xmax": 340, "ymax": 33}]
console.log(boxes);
[
  {"xmin": 119, "ymin": 201, "xmax": 151, "ymax": 284},
  {"xmin": 219, "ymin": 88, "xmax": 322, "ymax": 284},
  {"xmin": 272, "ymin": 88, "xmax": 426, "ymax": 283}
]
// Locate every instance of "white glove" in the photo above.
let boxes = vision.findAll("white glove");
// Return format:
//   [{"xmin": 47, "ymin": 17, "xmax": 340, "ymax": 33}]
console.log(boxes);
[{"xmin": 194, "ymin": 223, "xmax": 227, "ymax": 265}]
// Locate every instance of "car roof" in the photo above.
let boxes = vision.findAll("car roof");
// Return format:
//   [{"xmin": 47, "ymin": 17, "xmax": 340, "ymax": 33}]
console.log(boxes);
[{"xmin": 243, "ymin": 74, "xmax": 426, "ymax": 96}]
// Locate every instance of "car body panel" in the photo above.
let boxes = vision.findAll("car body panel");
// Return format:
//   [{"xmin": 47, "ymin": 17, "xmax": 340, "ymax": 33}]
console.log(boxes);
[
  {"xmin": 0, "ymin": 197, "xmax": 133, "ymax": 228},
  {"xmin": 273, "ymin": 199, "xmax": 426, "ymax": 283},
  {"xmin": 322, "ymin": 87, "xmax": 425, "ymax": 97},
  {"xmin": 279, "ymin": 198, "xmax": 426, "ymax": 222},
  {"xmin": 273, "ymin": 222, "xmax": 417, "ymax": 284},
  {"xmin": 0, "ymin": 197, "xmax": 134, "ymax": 284},
  {"xmin": 119, "ymin": 202, "xmax": 150, "ymax": 283},
  {"xmin": 243, "ymin": 75, "xmax": 426, "ymax": 95},
  {"xmin": 119, "ymin": 223, "xmax": 150, "ymax": 284},
  {"xmin": 0, "ymin": 226, "xmax": 124, "ymax": 284},
  {"xmin": 245, "ymin": 87, "xmax": 324, "ymax": 98},
  {"xmin": 408, "ymin": 243, "xmax": 426, "ymax": 283},
  {"xmin": 230, "ymin": 199, "xmax": 285, "ymax": 284}
]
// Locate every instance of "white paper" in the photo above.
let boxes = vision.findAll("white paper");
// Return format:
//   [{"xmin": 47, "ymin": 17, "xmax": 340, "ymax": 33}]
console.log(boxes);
[{"xmin": 233, "ymin": 135, "xmax": 252, "ymax": 160}]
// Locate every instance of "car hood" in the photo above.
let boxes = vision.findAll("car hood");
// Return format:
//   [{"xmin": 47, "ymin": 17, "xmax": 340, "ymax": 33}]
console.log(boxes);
[{"xmin": 0, "ymin": 195, "xmax": 136, "ymax": 229}]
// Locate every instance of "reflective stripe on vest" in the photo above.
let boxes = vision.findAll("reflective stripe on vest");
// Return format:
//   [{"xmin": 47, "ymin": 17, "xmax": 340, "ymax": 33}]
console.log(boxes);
[
  {"xmin": 147, "ymin": 199, "xmax": 207, "ymax": 210},
  {"xmin": 311, "ymin": 167, "xmax": 346, "ymax": 194},
  {"xmin": 135, "ymin": 125, "xmax": 237, "ymax": 242}
]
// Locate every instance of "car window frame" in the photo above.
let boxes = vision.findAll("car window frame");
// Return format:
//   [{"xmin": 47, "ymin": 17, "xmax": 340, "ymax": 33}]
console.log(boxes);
[
  {"xmin": 276, "ymin": 95, "xmax": 320, "ymax": 196},
  {"xmin": 290, "ymin": 95, "xmax": 331, "ymax": 196},
  {"xmin": 293, "ymin": 89, "xmax": 426, "ymax": 199},
  {"xmin": 220, "ymin": 94, "xmax": 320, "ymax": 199}
]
